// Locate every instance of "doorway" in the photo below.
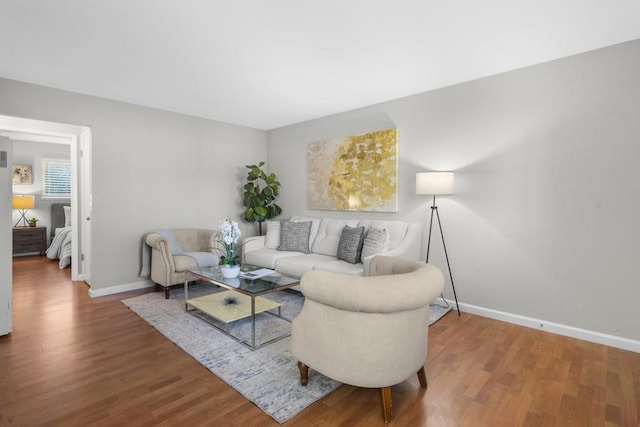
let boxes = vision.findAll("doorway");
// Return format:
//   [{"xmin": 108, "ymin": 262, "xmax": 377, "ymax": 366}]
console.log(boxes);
[{"xmin": 0, "ymin": 115, "xmax": 92, "ymax": 336}]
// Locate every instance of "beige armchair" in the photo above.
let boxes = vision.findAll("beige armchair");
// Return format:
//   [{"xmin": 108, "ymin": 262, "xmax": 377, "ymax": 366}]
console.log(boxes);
[
  {"xmin": 291, "ymin": 255, "xmax": 444, "ymax": 423},
  {"xmin": 145, "ymin": 229, "xmax": 219, "ymax": 298}
]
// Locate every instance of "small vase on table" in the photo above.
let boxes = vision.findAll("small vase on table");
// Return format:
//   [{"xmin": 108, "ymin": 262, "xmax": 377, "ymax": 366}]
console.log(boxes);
[{"xmin": 221, "ymin": 265, "xmax": 240, "ymax": 279}]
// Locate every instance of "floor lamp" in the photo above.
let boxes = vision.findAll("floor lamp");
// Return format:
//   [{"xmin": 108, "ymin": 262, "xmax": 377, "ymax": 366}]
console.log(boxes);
[{"xmin": 416, "ymin": 172, "xmax": 460, "ymax": 316}]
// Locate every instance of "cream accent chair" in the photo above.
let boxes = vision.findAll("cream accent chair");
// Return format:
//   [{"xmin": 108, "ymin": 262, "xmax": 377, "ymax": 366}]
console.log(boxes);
[
  {"xmin": 292, "ymin": 255, "xmax": 444, "ymax": 423},
  {"xmin": 145, "ymin": 229, "xmax": 218, "ymax": 298}
]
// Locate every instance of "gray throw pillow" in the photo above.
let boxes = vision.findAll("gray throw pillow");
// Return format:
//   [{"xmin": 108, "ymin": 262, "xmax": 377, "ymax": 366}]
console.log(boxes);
[
  {"xmin": 278, "ymin": 221, "xmax": 312, "ymax": 253},
  {"xmin": 361, "ymin": 227, "xmax": 389, "ymax": 260},
  {"xmin": 336, "ymin": 226, "xmax": 365, "ymax": 264}
]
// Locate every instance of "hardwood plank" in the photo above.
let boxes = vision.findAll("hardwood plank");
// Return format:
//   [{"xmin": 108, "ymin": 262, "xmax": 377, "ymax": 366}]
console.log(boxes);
[{"xmin": 1, "ymin": 256, "xmax": 639, "ymax": 426}]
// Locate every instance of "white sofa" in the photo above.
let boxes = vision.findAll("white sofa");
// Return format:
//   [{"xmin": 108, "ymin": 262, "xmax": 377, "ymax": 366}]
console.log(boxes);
[{"xmin": 242, "ymin": 216, "xmax": 422, "ymax": 278}]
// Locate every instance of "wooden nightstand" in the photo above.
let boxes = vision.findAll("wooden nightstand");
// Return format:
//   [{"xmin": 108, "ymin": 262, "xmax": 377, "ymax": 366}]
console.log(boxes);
[{"xmin": 13, "ymin": 227, "xmax": 47, "ymax": 256}]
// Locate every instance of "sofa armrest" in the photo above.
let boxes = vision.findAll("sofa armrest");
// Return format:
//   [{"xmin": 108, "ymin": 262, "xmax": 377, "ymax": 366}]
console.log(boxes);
[
  {"xmin": 241, "ymin": 236, "xmax": 266, "ymax": 262},
  {"xmin": 361, "ymin": 223, "xmax": 422, "ymax": 275},
  {"xmin": 145, "ymin": 233, "xmax": 169, "ymax": 252},
  {"xmin": 386, "ymin": 222, "xmax": 422, "ymax": 259},
  {"xmin": 145, "ymin": 232, "xmax": 176, "ymax": 274}
]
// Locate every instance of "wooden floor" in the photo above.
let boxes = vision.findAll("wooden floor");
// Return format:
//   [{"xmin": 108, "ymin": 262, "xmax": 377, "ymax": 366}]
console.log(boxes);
[{"xmin": 1, "ymin": 257, "xmax": 639, "ymax": 426}]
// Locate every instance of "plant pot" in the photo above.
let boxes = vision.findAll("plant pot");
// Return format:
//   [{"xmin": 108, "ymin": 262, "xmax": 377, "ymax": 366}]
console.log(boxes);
[
  {"xmin": 220, "ymin": 265, "xmax": 240, "ymax": 279},
  {"xmin": 29, "ymin": 223, "xmax": 36, "ymax": 227}
]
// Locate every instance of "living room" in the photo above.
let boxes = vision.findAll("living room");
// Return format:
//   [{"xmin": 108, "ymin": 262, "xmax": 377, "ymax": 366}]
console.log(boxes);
[{"xmin": 2, "ymin": 2, "xmax": 640, "ymax": 425}]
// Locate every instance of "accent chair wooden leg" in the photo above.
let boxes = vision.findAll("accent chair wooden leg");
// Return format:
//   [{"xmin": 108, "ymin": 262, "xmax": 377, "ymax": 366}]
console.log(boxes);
[
  {"xmin": 379, "ymin": 386, "xmax": 393, "ymax": 423},
  {"xmin": 164, "ymin": 286, "xmax": 170, "ymax": 299},
  {"xmin": 298, "ymin": 362, "xmax": 309, "ymax": 386},
  {"xmin": 417, "ymin": 366, "xmax": 428, "ymax": 389}
]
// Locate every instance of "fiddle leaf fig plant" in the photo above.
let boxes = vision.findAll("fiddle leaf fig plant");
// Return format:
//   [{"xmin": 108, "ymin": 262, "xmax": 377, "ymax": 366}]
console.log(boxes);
[{"xmin": 243, "ymin": 161, "xmax": 282, "ymax": 235}]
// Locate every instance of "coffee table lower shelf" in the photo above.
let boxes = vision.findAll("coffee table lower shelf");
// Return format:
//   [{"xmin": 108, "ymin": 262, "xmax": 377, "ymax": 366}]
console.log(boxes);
[{"xmin": 186, "ymin": 290, "xmax": 289, "ymax": 350}]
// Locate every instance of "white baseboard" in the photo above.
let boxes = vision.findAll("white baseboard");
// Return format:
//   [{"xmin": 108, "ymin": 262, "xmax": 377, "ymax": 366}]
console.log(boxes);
[
  {"xmin": 448, "ymin": 300, "xmax": 640, "ymax": 353},
  {"xmin": 86, "ymin": 284, "xmax": 639, "ymax": 353},
  {"xmin": 88, "ymin": 280, "xmax": 154, "ymax": 298}
]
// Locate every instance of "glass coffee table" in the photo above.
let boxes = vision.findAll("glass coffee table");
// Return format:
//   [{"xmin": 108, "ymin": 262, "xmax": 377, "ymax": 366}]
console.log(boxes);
[{"xmin": 184, "ymin": 267, "xmax": 300, "ymax": 350}]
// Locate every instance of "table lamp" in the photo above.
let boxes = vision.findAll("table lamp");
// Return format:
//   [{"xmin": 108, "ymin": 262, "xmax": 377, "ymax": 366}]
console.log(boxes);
[{"xmin": 13, "ymin": 194, "xmax": 35, "ymax": 227}]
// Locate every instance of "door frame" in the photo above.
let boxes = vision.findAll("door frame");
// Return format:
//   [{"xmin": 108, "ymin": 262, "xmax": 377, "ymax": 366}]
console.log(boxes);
[
  {"xmin": 0, "ymin": 114, "xmax": 92, "ymax": 282},
  {"xmin": 0, "ymin": 136, "xmax": 13, "ymax": 336}
]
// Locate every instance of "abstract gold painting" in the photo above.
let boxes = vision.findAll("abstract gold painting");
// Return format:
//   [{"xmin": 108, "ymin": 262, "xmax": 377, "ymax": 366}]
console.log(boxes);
[{"xmin": 307, "ymin": 128, "xmax": 398, "ymax": 212}]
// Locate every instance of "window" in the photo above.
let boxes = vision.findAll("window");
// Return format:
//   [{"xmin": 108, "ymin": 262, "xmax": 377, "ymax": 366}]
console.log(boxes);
[{"xmin": 42, "ymin": 159, "xmax": 71, "ymax": 198}]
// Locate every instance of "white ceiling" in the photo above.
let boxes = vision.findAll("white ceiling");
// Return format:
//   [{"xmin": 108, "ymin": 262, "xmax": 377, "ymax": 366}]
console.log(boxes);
[{"xmin": 2, "ymin": 1, "xmax": 640, "ymax": 130}]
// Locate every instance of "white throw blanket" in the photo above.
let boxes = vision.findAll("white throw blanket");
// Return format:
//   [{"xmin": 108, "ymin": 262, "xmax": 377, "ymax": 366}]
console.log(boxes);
[
  {"xmin": 139, "ymin": 230, "xmax": 219, "ymax": 278},
  {"xmin": 46, "ymin": 226, "xmax": 72, "ymax": 269},
  {"xmin": 140, "ymin": 233, "xmax": 153, "ymax": 277}
]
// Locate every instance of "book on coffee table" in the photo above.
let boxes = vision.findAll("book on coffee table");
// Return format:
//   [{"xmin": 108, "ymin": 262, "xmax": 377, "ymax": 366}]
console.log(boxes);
[{"xmin": 239, "ymin": 268, "xmax": 275, "ymax": 279}]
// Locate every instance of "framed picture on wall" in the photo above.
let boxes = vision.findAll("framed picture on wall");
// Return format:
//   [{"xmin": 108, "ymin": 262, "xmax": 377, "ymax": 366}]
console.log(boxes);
[
  {"xmin": 307, "ymin": 128, "xmax": 399, "ymax": 212},
  {"xmin": 12, "ymin": 164, "xmax": 33, "ymax": 185}
]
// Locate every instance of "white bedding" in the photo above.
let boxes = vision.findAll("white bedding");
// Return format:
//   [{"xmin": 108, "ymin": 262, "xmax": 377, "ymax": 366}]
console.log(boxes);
[{"xmin": 46, "ymin": 226, "xmax": 72, "ymax": 269}]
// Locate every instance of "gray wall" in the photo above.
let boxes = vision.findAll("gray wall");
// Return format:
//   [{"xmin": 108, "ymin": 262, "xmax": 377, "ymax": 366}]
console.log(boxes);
[
  {"xmin": 0, "ymin": 78, "xmax": 267, "ymax": 291},
  {"xmin": 267, "ymin": 39, "xmax": 640, "ymax": 341}
]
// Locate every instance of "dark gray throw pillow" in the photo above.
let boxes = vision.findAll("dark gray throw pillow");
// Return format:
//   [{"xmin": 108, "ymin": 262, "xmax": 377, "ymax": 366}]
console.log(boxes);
[
  {"xmin": 278, "ymin": 221, "xmax": 312, "ymax": 253},
  {"xmin": 336, "ymin": 225, "xmax": 365, "ymax": 264}
]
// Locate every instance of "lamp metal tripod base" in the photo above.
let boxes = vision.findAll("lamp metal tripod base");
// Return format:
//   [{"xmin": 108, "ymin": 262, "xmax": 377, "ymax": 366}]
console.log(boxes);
[{"xmin": 426, "ymin": 196, "xmax": 460, "ymax": 316}]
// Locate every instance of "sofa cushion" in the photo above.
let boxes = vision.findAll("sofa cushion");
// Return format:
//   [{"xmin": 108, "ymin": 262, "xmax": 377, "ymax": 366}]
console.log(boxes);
[
  {"xmin": 314, "ymin": 259, "xmax": 365, "ymax": 276},
  {"xmin": 276, "ymin": 254, "xmax": 337, "ymax": 279},
  {"xmin": 244, "ymin": 247, "xmax": 301, "ymax": 269},
  {"xmin": 336, "ymin": 225, "xmax": 365, "ymax": 264},
  {"xmin": 265, "ymin": 220, "xmax": 281, "ymax": 249},
  {"xmin": 312, "ymin": 218, "xmax": 360, "ymax": 256},
  {"xmin": 361, "ymin": 227, "xmax": 389, "ymax": 260},
  {"xmin": 279, "ymin": 221, "xmax": 312, "ymax": 253}
]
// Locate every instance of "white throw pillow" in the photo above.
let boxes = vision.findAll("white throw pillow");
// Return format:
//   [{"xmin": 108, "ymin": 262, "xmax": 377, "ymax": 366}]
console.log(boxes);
[
  {"xmin": 63, "ymin": 206, "xmax": 71, "ymax": 227},
  {"xmin": 361, "ymin": 227, "xmax": 389, "ymax": 260},
  {"xmin": 265, "ymin": 220, "xmax": 281, "ymax": 249}
]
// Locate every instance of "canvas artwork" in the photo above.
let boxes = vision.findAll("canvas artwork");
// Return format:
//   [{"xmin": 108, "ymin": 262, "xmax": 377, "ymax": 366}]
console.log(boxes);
[
  {"xmin": 307, "ymin": 128, "xmax": 398, "ymax": 212},
  {"xmin": 12, "ymin": 164, "xmax": 33, "ymax": 185}
]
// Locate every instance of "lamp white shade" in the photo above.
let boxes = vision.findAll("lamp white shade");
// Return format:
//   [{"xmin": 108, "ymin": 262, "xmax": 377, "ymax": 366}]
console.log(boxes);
[
  {"xmin": 12, "ymin": 194, "xmax": 35, "ymax": 210},
  {"xmin": 415, "ymin": 172, "xmax": 455, "ymax": 195}
]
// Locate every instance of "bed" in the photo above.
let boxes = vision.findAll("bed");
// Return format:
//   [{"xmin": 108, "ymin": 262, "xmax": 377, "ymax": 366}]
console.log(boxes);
[{"xmin": 46, "ymin": 203, "xmax": 72, "ymax": 269}]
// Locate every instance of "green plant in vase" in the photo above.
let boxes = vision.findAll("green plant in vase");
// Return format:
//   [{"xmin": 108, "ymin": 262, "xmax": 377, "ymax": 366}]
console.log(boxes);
[{"xmin": 243, "ymin": 161, "xmax": 282, "ymax": 235}]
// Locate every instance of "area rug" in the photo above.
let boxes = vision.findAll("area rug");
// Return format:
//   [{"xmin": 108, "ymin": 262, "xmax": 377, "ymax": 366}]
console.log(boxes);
[
  {"xmin": 121, "ymin": 285, "xmax": 452, "ymax": 423},
  {"xmin": 429, "ymin": 297, "xmax": 454, "ymax": 324}
]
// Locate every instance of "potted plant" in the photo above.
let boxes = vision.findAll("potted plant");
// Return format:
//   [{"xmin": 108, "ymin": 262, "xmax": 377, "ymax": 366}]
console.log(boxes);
[
  {"xmin": 216, "ymin": 219, "xmax": 242, "ymax": 278},
  {"xmin": 243, "ymin": 162, "xmax": 282, "ymax": 235},
  {"xmin": 28, "ymin": 217, "xmax": 38, "ymax": 227}
]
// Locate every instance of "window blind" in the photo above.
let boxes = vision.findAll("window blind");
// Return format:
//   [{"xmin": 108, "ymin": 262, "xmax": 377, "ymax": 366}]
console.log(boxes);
[{"xmin": 42, "ymin": 159, "xmax": 71, "ymax": 198}]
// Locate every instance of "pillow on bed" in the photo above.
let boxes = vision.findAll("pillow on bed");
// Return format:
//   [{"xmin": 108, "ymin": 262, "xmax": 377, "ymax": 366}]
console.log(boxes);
[{"xmin": 63, "ymin": 206, "xmax": 71, "ymax": 227}]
